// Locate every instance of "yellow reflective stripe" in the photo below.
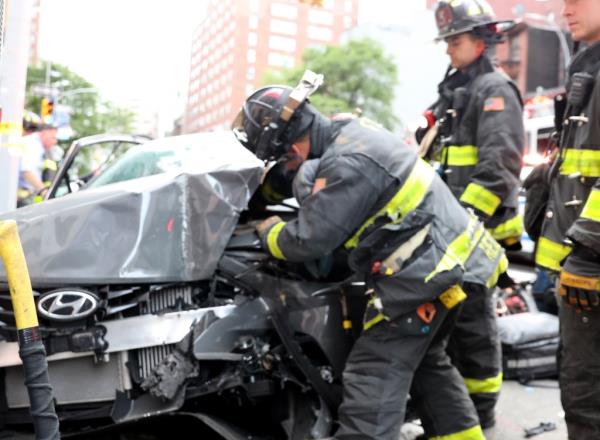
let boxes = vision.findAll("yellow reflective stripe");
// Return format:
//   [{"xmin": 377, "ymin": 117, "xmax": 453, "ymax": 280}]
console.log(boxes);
[
  {"xmin": 426, "ymin": 215, "xmax": 483, "ymax": 282},
  {"xmin": 560, "ymin": 149, "xmax": 600, "ymax": 177},
  {"xmin": 345, "ymin": 158, "xmax": 435, "ymax": 249},
  {"xmin": 581, "ymin": 189, "xmax": 600, "ymax": 222},
  {"xmin": 487, "ymin": 254, "xmax": 509, "ymax": 288},
  {"xmin": 429, "ymin": 424, "xmax": 485, "ymax": 440},
  {"xmin": 42, "ymin": 159, "xmax": 58, "ymax": 171},
  {"xmin": 442, "ymin": 145, "xmax": 478, "ymax": 166},
  {"xmin": 459, "ymin": 183, "xmax": 501, "ymax": 217},
  {"xmin": 464, "ymin": 372, "xmax": 503, "ymax": 394},
  {"xmin": 487, "ymin": 214, "xmax": 524, "ymax": 241},
  {"xmin": 535, "ymin": 237, "xmax": 572, "ymax": 272},
  {"xmin": 363, "ymin": 298, "xmax": 390, "ymax": 331},
  {"xmin": 266, "ymin": 222, "xmax": 287, "ymax": 260}
]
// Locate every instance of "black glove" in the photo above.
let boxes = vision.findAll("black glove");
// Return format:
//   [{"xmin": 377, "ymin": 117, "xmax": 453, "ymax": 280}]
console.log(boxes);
[{"xmin": 559, "ymin": 244, "xmax": 600, "ymax": 310}]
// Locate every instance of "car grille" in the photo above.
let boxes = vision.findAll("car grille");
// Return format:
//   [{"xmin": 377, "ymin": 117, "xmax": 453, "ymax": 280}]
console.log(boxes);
[{"xmin": 135, "ymin": 344, "xmax": 176, "ymax": 381}]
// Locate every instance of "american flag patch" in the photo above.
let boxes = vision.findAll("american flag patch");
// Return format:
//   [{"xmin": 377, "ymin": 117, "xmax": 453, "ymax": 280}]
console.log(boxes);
[{"xmin": 483, "ymin": 96, "xmax": 505, "ymax": 112}]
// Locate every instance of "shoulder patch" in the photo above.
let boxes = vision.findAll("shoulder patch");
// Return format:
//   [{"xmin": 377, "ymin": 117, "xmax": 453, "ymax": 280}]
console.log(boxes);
[{"xmin": 483, "ymin": 96, "xmax": 505, "ymax": 112}]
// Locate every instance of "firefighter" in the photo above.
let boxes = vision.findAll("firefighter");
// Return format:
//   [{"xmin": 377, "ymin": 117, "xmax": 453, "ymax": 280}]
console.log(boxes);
[
  {"xmin": 533, "ymin": 0, "xmax": 600, "ymax": 437},
  {"xmin": 416, "ymin": 0, "xmax": 525, "ymax": 427},
  {"xmin": 232, "ymin": 72, "xmax": 508, "ymax": 440},
  {"xmin": 17, "ymin": 122, "xmax": 59, "ymax": 207}
]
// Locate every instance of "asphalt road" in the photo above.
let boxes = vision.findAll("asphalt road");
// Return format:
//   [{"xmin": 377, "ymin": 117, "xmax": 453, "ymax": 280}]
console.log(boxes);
[{"xmin": 402, "ymin": 379, "xmax": 567, "ymax": 440}]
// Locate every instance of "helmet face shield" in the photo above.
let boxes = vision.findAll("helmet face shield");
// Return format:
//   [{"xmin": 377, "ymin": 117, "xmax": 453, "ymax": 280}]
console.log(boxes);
[{"xmin": 232, "ymin": 70, "xmax": 324, "ymax": 161}]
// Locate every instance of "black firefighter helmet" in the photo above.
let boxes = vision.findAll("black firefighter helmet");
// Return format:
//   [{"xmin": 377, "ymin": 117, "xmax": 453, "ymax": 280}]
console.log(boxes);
[
  {"xmin": 434, "ymin": 0, "xmax": 514, "ymax": 43},
  {"xmin": 232, "ymin": 70, "xmax": 324, "ymax": 161}
]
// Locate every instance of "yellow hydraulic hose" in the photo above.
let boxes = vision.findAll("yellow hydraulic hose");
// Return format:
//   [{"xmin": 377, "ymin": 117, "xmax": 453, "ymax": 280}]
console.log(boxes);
[
  {"xmin": 0, "ymin": 219, "xmax": 60, "ymax": 440},
  {"xmin": 0, "ymin": 219, "xmax": 38, "ymax": 331}
]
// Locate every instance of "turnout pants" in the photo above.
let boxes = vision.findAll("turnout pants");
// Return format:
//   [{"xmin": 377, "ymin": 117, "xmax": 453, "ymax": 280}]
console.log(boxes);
[
  {"xmin": 447, "ymin": 283, "xmax": 502, "ymax": 427},
  {"xmin": 559, "ymin": 302, "xmax": 600, "ymax": 439},
  {"xmin": 335, "ymin": 300, "xmax": 483, "ymax": 440}
]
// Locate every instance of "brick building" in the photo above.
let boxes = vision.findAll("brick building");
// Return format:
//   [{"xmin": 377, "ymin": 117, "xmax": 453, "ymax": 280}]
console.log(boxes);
[{"xmin": 184, "ymin": 0, "xmax": 358, "ymax": 134}]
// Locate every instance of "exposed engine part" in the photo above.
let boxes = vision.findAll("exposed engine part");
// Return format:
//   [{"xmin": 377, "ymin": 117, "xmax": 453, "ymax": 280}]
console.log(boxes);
[
  {"xmin": 135, "ymin": 344, "xmax": 176, "ymax": 381},
  {"xmin": 141, "ymin": 349, "xmax": 198, "ymax": 400},
  {"xmin": 141, "ymin": 285, "xmax": 194, "ymax": 314}
]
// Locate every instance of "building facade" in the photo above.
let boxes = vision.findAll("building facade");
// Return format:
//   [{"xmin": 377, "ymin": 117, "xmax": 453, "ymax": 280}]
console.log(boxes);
[
  {"xmin": 29, "ymin": 0, "xmax": 41, "ymax": 66},
  {"xmin": 184, "ymin": 0, "xmax": 358, "ymax": 133}
]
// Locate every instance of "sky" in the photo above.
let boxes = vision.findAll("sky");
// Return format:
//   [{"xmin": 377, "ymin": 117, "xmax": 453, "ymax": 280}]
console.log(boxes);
[{"xmin": 37, "ymin": 0, "xmax": 439, "ymax": 134}]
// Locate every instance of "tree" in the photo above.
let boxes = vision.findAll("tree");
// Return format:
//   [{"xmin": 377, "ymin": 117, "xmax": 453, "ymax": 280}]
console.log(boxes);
[
  {"xmin": 262, "ymin": 38, "xmax": 399, "ymax": 130},
  {"xmin": 25, "ymin": 62, "xmax": 136, "ymax": 140}
]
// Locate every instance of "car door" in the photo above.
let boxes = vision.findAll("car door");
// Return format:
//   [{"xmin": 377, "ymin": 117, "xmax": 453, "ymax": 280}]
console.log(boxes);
[{"xmin": 45, "ymin": 134, "xmax": 150, "ymax": 200}]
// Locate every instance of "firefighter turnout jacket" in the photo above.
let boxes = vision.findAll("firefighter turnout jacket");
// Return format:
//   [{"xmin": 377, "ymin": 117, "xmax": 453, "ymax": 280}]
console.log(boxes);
[
  {"xmin": 424, "ymin": 55, "xmax": 525, "ymax": 247},
  {"xmin": 536, "ymin": 42, "xmax": 600, "ymax": 272},
  {"xmin": 261, "ymin": 118, "xmax": 507, "ymax": 321}
]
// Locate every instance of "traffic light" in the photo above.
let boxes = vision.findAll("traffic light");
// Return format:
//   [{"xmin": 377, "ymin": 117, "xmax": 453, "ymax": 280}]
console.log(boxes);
[
  {"xmin": 41, "ymin": 98, "xmax": 54, "ymax": 118},
  {"xmin": 299, "ymin": 0, "xmax": 323, "ymax": 6}
]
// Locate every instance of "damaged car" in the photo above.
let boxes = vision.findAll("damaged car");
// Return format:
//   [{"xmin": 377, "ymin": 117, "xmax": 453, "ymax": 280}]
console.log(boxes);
[{"xmin": 0, "ymin": 131, "xmax": 367, "ymax": 439}]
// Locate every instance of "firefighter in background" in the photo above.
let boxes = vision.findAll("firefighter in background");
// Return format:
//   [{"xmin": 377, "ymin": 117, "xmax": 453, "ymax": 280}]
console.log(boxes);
[
  {"xmin": 233, "ymin": 72, "xmax": 508, "ymax": 439},
  {"xmin": 531, "ymin": 0, "xmax": 600, "ymax": 437},
  {"xmin": 17, "ymin": 121, "xmax": 59, "ymax": 206},
  {"xmin": 417, "ymin": 0, "xmax": 525, "ymax": 429}
]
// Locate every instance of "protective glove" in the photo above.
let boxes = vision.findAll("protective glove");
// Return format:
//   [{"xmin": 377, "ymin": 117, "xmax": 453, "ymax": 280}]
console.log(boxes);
[
  {"xmin": 255, "ymin": 215, "xmax": 283, "ymax": 240},
  {"xmin": 559, "ymin": 244, "xmax": 600, "ymax": 311}
]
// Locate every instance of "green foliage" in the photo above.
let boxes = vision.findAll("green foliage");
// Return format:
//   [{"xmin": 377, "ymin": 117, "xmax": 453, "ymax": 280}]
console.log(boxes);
[
  {"xmin": 262, "ymin": 38, "xmax": 399, "ymax": 130},
  {"xmin": 25, "ymin": 62, "xmax": 136, "ymax": 140}
]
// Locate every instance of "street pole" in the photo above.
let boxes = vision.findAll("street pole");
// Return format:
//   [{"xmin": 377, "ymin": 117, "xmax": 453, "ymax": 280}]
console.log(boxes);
[{"xmin": 0, "ymin": 0, "xmax": 35, "ymax": 213}]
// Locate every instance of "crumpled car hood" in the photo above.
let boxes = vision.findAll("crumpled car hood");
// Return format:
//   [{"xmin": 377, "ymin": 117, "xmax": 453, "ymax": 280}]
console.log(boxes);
[{"xmin": 0, "ymin": 132, "xmax": 264, "ymax": 286}]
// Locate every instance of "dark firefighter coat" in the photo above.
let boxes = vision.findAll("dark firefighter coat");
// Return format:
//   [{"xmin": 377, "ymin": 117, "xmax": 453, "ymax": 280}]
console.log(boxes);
[
  {"xmin": 537, "ymin": 42, "xmax": 600, "ymax": 273},
  {"xmin": 424, "ymin": 55, "xmax": 525, "ymax": 246},
  {"xmin": 262, "ymin": 118, "xmax": 507, "ymax": 322}
]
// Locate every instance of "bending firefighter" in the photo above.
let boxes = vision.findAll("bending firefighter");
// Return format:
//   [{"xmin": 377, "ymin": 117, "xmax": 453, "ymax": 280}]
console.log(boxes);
[
  {"xmin": 531, "ymin": 0, "xmax": 600, "ymax": 438},
  {"xmin": 233, "ymin": 71, "xmax": 508, "ymax": 440},
  {"xmin": 417, "ymin": 0, "xmax": 525, "ymax": 427}
]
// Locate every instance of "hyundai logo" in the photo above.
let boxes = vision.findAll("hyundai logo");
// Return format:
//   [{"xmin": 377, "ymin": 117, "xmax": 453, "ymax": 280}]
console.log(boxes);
[{"xmin": 37, "ymin": 289, "xmax": 99, "ymax": 322}]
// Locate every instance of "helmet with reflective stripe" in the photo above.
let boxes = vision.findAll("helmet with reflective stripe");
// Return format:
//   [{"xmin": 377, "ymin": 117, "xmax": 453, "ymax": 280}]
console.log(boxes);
[
  {"xmin": 435, "ymin": 0, "xmax": 513, "ymax": 42},
  {"xmin": 232, "ymin": 70, "xmax": 323, "ymax": 160}
]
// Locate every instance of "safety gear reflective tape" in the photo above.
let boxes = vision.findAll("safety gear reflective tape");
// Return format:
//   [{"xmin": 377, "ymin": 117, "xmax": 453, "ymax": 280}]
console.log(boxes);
[
  {"xmin": 42, "ymin": 159, "xmax": 58, "ymax": 171},
  {"xmin": 535, "ymin": 237, "xmax": 572, "ymax": 272},
  {"xmin": 487, "ymin": 214, "xmax": 524, "ymax": 241},
  {"xmin": 560, "ymin": 271, "xmax": 600, "ymax": 291},
  {"xmin": 486, "ymin": 253, "xmax": 509, "ymax": 289},
  {"xmin": 363, "ymin": 298, "xmax": 390, "ymax": 331},
  {"xmin": 560, "ymin": 149, "xmax": 600, "ymax": 177},
  {"xmin": 426, "ymin": 215, "xmax": 483, "ymax": 282},
  {"xmin": 442, "ymin": 145, "xmax": 478, "ymax": 166},
  {"xmin": 581, "ymin": 189, "xmax": 600, "ymax": 222},
  {"xmin": 345, "ymin": 158, "xmax": 435, "ymax": 249},
  {"xmin": 429, "ymin": 424, "xmax": 485, "ymax": 440},
  {"xmin": 439, "ymin": 285, "xmax": 467, "ymax": 309},
  {"xmin": 266, "ymin": 222, "xmax": 287, "ymax": 260},
  {"xmin": 459, "ymin": 182, "xmax": 501, "ymax": 217},
  {"xmin": 464, "ymin": 372, "xmax": 503, "ymax": 395}
]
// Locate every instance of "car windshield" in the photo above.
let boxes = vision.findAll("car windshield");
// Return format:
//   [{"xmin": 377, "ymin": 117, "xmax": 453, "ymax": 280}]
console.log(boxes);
[{"xmin": 86, "ymin": 141, "xmax": 196, "ymax": 189}]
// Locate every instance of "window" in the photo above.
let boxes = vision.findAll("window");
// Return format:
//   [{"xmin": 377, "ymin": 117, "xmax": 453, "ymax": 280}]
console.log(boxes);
[
  {"xmin": 246, "ymin": 84, "xmax": 255, "ymax": 96},
  {"xmin": 269, "ymin": 35, "xmax": 296, "ymax": 52},
  {"xmin": 248, "ymin": 32, "xmax": 258, "ymax": 46},
  {"xmin": 308, "ymin": 9, "xmax": 333, "ymax": 25},
  {"xmin": 249, "ymin": 15, "xmax": 259, "ymax": 29},
  {"xmin": 307, "ymin": 25, "xmax": 333, "ymax": 41},
  {"xmin": 271, "ymin": 3, "xmax": 297, "ymax": 19},
  {"xmin": 247, "ymin": 49, "xmax": 256, "ymax": 63},
  {"xmin": 247, "ymin": 66, "xmax": 256, "ymax": 80},
  {"xmin": 268, "ymin": 52, "xmax": 295, "ymax": 68},
  {"xmin": 249, "ymin": 0, "xmax": 259, "ymax": 12},
  {"xmin": 270, "ymin": 19, "xmax": 297, "ymax": 35},
  {"xmin": 345, "ymin": 0, "xmax": 353, "ymax": 13},
  {"xmin": 344, "ymin": 16, "xmax": 353, "ymax": 29}
]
